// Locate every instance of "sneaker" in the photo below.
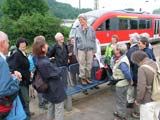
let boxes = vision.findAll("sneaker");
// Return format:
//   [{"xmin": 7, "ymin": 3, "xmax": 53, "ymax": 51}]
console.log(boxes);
[
  {"xmin": 131, "ymin": 112, "xmax": 140, "ymax": 119},
  {"xmin": 39, "ymin": 103, "xmax": 48, "ymax": 110},
  {"xmin": 85, "ymin": 79, "xmax": 92, "ymax": 84},
  {"xmin": 94, "ymin": 86, "xmax": 100, "ymax": 89},
  {"xmin": 82, "ymin": 90, "xmax": 88, "ymax": 95}
]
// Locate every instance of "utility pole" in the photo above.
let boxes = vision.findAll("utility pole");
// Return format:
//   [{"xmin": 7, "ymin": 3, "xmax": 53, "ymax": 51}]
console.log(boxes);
[
  {"xmin": 94, "ymin": 0, "xmax": 99, "ymax": 10},
  {"xmin": 79, "ymin": 0, "xmax": 81, "ymax": 9}
]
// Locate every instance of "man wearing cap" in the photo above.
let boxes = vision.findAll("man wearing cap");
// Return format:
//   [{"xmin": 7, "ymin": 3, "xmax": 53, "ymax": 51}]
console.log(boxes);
[
  {"xmin": 126, "ymin": 33, "xmax": 139, "ymax": 108},
  {"xmin": 74, "ymin": 14, "xmax": 97, "ymax": 85}
]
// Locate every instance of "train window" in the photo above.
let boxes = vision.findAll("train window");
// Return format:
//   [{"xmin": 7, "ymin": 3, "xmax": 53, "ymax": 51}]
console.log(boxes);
[
  {"xmin": 130, "ymin": 19, "xmax": 138, "ymax": 29},
  {"xmin": 96, "ymin": 22, "xmax": 105, "ymax": 31},
  {"xmin": 105, "ymin": 19, "xmax": 110, "ymax": 30},
  {"xmin": 110, "ymin": 18, "xmax": 119, "ymax": 30},
  {"xmin": 139, "ymin": 19, "xmax": 146, "ymax": 29},
  {"xmin": 119, "ymin": 19, "xmax": 128, "ymax": 30},
  {"xmin": 146, "ymin": 19, "xmax": 151, "ymax": 29}
]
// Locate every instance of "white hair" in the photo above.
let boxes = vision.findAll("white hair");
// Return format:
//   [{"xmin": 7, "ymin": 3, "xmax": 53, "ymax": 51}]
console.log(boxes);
[
  {"xmin": 129, "ymin": 32, "xmax": 140, "ymax": 43},
  {"xmin": 0, "ymin": 31, "xmax": 8, "ymax": 45},
  {"xmin": 116, "ymin": 43, "xmax": 127, "ymax": 54},
  {"xmin": 55, "ymin": 32, "xmax": 63, "ymax": 40},
  {"xmin": 140, "ymin": 32, "xmax": 150, "ymax": 39}
]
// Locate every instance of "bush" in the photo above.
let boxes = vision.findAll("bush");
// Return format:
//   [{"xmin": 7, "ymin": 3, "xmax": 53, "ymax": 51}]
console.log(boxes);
[{"xmin": 0, "ymin": 13, "xmax": 70, "ymax": 45}]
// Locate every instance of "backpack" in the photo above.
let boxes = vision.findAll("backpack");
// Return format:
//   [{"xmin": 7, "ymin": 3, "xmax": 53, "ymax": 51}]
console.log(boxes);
[
  {"xmin": 142, "ymin": 62, "xmax": 160, "ymax": 101},
  {"xmin": 6, "ymin": 49, "xmax": 17, "ymax": 70},
  {"xmin": 32, "ymin": 66, "xmax": 48, "ymax": 93},
  {"xmin": 0, "ymin": 92, "xmax": 18, "ymax": 119}
]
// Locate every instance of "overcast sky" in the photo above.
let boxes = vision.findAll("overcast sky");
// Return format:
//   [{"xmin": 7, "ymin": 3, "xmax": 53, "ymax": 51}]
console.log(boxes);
[{"xmin": 56, "ymin": 0, "xmax": 160, "ymax": 13}]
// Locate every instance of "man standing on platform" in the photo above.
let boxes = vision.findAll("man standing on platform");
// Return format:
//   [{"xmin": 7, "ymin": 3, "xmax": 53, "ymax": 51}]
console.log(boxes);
[{"xmin": 74, "ymin": 14, "xmax": 97, "ymax": 85}]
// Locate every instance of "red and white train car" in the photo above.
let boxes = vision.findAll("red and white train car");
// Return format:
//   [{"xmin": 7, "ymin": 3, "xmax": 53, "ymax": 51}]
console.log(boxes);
[{"xmin": 70, "ymin": 10, "xmax": 160, "ymax": 48}]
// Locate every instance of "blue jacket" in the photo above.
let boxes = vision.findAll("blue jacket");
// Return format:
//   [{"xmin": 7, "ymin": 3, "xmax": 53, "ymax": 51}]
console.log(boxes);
[
  {"xmin": 0, "ymin": 56, "xmax": 19, "ymax": 98},
  {"xmin": 35, "ymin": 56, "xmax": 66, "ymax": 103},
  {"xmin": 143, "ymin": 48, "xmax": 156, "ymax": 61}
]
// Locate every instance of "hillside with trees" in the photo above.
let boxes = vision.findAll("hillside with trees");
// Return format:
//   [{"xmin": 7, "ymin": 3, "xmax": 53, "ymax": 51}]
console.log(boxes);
[
  {"xmin": 46, "ymin": 0, "xmax": 92, "ymax": 19},
  {"xmin": 0, "ymin": 0, "xmax": 68, "ymax": 45}
]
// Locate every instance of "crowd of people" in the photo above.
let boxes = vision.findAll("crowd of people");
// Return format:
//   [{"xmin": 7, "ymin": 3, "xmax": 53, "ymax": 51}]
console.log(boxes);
[{"xmin": 0, "ymin": 14, "xmax": 159, "ymax": 120}]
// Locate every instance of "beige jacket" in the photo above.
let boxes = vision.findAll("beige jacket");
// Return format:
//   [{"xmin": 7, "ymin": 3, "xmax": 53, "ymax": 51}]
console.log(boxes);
[{"xmin": 136, "ymin": 57, "xmax": 158, "ymax": 104}]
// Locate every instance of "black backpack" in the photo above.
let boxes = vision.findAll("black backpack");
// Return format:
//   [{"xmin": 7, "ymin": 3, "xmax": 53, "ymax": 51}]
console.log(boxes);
[
  {"xmin": 6, "ymin": 49, "xmax": 17, "ymax": 71},
  {"xmin": 32, "ymin": 66, "xmax": 48, "ymax": 93}
]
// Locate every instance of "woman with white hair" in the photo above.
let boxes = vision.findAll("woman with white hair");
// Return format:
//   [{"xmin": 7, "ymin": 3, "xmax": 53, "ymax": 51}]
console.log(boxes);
[{"xmin": 112, "ymin": 43, "xmax": 133, "ymax": 120}]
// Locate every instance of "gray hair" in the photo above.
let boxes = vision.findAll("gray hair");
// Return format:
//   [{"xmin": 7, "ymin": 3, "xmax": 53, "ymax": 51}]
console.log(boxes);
[
  {"xmin": 55, "ymin": 32, "xmax": 63, "ymax": 40},
  {"xmin": 129, "ymin": 32, "xmax": 140, "ymax": 43},
  {"xmin": 140, "ymin": 32, "xmax": 150, "ymax": 39},
  {"xmin": 116, "ymin": 43, "xmax": 127, "ymax": 54},
  {"xmin": 131, "ymin": 50, "xmax": 148, "ymax": 65},
  {"xmin": 78, "ymin": 14, "xmax": 87, "ymax": 20},
  {"xmin": 0, "ymin": 31, "xmax": 8, "ymax": 45}
]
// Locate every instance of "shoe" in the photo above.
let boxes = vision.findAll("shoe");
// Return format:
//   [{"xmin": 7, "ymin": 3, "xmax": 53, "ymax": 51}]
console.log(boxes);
[
  {"xmin": 85, "ymin": 79, "xmax": 92, "ymax": 84},
  {"xmin": 113, "ymin": 112, "xmax": 120, "ymax": 117},
  {"xmin": 127, "ymin": 103, "xmax": 134, "ymax": 108},
  {"xmin": 83, "ymin": 90, "xmax": 88, "ymax": 95},
  {"xmin": 113, "ymin": 112, "xmax": 127, "ymax": 120},
  {"xmin": 80, "ymin": 79, "xmax": 88, "ymax": 85},
  {"xmin": 94, "ymin": 86, "xmax": 100, "ymax": 89},
  {"xmin": 29, "ymin": 112, "xmax": 35, "ymax": 116},
  {"xmin": 131, "ymin": 112, "xmax": 140, "ymax": 119},
  {"xmin": 39, "ymin": 103, "xmax": 48, "ymax": 110}
]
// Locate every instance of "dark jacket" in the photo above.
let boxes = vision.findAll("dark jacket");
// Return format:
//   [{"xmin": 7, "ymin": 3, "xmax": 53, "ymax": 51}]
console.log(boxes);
[
  {"xmin": 143, "ymin": 48, "xmax": 156, "ymax": 61},
  {"xmin": 35, "ymin": 56, "xmax": 66, "ymax": 103},
  {"xmin": 47, "ymin": 42, "xmax": 68, "ymax": 67},
  {"xmin": 67, "ymin": 43, "xmax": 77, "ymax": 65},
  {"xmin": 126, "ymin": 44, "xmax": 139, "ymax": 86},
  {"xmin": 12, "ymin": 49, "xmax": 30, "ymax": 86}
]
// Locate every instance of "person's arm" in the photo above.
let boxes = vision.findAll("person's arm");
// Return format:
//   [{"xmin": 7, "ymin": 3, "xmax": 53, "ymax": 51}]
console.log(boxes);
[
  {"xmin": 47, "ymin": 45, "xmax": 56, "ymax": 58},
  {"xmin": 136, "ymin": 68, "xmax": 147, "ymax": 104},
  {"xmin": 92, "ymin": 28, "xmax": 97, "ymax": 53},
  {"xmin": 119, "ymin": 62, "xmax": 132, "ymax": 81}
]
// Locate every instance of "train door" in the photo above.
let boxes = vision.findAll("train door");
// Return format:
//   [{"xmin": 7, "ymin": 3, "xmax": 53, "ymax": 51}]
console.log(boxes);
[{"xmin": 154, "ymin": 19, "xmax": 160, "ymax": 38}]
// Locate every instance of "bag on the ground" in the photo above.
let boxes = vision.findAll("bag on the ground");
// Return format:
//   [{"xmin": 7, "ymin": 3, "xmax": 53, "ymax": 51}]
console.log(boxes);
[
  {"xmin": 96, "ymin": 66, "xmax": 108, "ymax": 80},
  {"xmin": 32, "ymin": 66, "xmax": 48, "ymax": 93},
  {"xmin": 142, "ymin": 62, "xmax": 160, "ymax": 101},
  {"xmin": 6, "ymin": 96, "xmax": 26, "ymax": 120}
]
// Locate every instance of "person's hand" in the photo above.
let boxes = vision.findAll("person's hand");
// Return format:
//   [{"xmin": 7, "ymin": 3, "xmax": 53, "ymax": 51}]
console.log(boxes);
[
  {"xmin": 68, "ymin": 53, "xmax": 72, "ymax": 56},
  {"xmin": 130, "ymin": 79, "xmax": 134, "ymax": 86},
  {"xmin": 13, "ymin": 71, "xmax": 22, "ymax": 81}
]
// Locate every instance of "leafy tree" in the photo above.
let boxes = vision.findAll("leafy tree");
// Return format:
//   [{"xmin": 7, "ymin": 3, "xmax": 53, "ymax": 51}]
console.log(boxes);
[
  {"xmin": 153, "ymin": 8, "xmax": 160, "ymax": 14},
  {"xmin": 124, "ymin": 8, "xmax": 135, "ymax": 11},
  {"xmin": 0, "ymin": 13, "xmax": 64, "ymax": 45},
  {"xmin": 0, "ymin": 0, "xmax": 70, "ymax": 45},
  {"xmin": 1, "ymin": 0, "xmax": 49, "ymax": 20}
]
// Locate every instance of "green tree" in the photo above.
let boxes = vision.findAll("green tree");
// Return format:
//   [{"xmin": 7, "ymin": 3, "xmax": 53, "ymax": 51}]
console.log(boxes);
[
  {"xmin": 1, "ymin": 0, "xmax": 49, "ymax": 20},
  {"xmin": 0, "ymin": 0, "xmax": 70, "ymax": 45},
  {"xmin": 153, "ymin": 8, "xmax": 160, "ymax": 14}
]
